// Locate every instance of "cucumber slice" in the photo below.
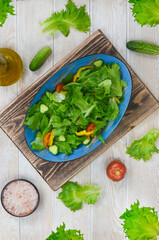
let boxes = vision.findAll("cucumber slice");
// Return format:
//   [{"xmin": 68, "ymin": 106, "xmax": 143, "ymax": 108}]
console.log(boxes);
[
  {"xmin": 49, "ymin": 145, "xmax": 58, "ymax": 155},
  {"xmin": 93, "ymin": 60, "xmax": 103, "ymax": 68},
  {"xmin": 36, "ymin": 131, "xmax": 42, "ymax": 138},
  {"xmin": 29, "ymin": 46, "xmax": 52, "ymax": 71},
  {"xmin": 83, "ymin": 138, "xmax": 91, "ymax": 146},
  {"xmin": 58, "ymin": 135, "xmax": 66, "ymax": 142},
  {"xmin": 40, "ymin": 104, "xmax": 48, "ymax": 113}
]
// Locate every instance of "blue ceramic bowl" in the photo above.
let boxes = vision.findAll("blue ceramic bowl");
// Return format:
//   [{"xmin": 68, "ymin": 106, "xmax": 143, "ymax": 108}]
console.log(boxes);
[{"xmin": 25, "ymin": 54, "xmax": 132, "ymax": 162}]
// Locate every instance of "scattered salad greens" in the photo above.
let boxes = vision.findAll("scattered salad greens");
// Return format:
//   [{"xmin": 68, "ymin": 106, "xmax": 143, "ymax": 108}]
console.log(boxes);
[
  {"xmin": 0, "ymin": 0, "xmax": 15, "ymax": 27},
  {"xmin": 25, "ymin": 60, "xmax": 126, "ymax": 156},
  {"xmin": 57, "ymin": 181, "xmax": 102, "ymax": 212},
  {"xmin": 120, "ymin": 200, "xmax": 159, "ymax": 240},
  {"xmin": 46, "ymin": 223, "xmax": 84, "ymax": 240},
  {"xmin": 126, "ymin": 129, "xmax": 159, "ymax": 162},
  {"xmin": 129, "ymin": 0, "xmax": 159, "ymax": 27},
  {"xmin": 40, "ymin": 0, "xmax": 91, "ymax": 37}
]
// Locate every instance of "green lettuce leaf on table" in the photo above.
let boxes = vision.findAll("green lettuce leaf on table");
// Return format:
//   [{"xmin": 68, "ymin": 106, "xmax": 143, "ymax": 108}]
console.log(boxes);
[
  {"xmin": 126, "ymin": 129, "xmax": 159, "ymax": 162},
  {"xmin": 57, "ymin": 182, "xmax": 102, "ymax": 212},
  {"xmin": 40, "ymin": 0, "xmax": 91, "ymax": 37},
  {"xmin": 120, "ymin": 200, "xmax": 159, "ymax": 240},
  {"xmin": 129, "ymin": 0, "xmax": 159, "ymax": 27},
  {"xmin": 46, "ymin": 223, "xmax": 84, "ymax": 240},
  {"xmin": 0, "ymin": 0, "xmax": 15, "ymax": 27}
]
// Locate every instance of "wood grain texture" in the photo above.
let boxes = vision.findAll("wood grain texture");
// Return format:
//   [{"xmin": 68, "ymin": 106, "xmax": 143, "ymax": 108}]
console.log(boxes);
[
  {"xmin": 91, "ymin": 1, "xmax": 127, "ymax": 239},
  {"xmin": 0, "ymin": 30, "xmax": 158, "ymax": 191},
  {"xmin": 16, "ymin": 1, "xmax": 56, "ymax": 240}
]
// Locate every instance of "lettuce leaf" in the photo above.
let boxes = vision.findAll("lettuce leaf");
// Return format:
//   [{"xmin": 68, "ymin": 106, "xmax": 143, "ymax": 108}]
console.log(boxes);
[
  {"xmin": 57, "ymin": 182, "xmax": 102, "ymax": 212},
  {"xmin": 31, "ymin": 135, "xmax": 45, "ymax": 151},
  {"xmin": 0, "ymin": 0, "xmax": 15, "ymax": 27},
  {"xmin": 40, "ymin": 0, "xmax": 91, "ymax": 37},
  {"xmin": 126, "ymin": 129, "xmax": 159, "ymax": 162},
  {"xmin": 46, "ymin": 223, "xmax": 84, "ymax": 240},
  {"xmin": 129, "ymin": 0, "xmax": 159, "ymax": 27},
  {"xmin": 120, "ymin": 200, "xmax": 159, "ymax": 240}
]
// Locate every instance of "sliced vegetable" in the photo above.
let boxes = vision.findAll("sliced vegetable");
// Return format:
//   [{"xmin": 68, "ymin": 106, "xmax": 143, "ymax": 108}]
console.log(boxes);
[
  {"xmin": 73, "ymin": 66, "xmax": 94, "ymax": 82},
  {"xmin": 40, "ymin": 0, "xmax": 91, "ymax": 37},
  {"xmin": 126, "ymin": 128, "xmax": 159, "ymax": 162},
  {"xmin": 29, "ymin": 46, "xmax": 52, "ymax": 71},
  {"xmin": 44, "ymin": 130, "xmax": 54, "ymax": 150},
  {"xmin": 52, "ymin": 92, "xmax": 66, "ymax": 102},
  {"xmin": 58, "ymin": 135, "xmax": 66, "ymax": 142},
  {"xmin": 129, "ymin": 0, "xmax": 159, "ymax": 27},
  {"xmin": 56, "ymin": 83, "xmax": 65, "ymax": 93},
  {"xmin": 87, "ymin": 123, "xmax": 96, "ymax": 139},
  {"xmin": 75, "ymin": 130, "xmax": 94, "ymax": 137},
  {"xmin": 49, "ymin": 145, "xmax": 58, "ymax": 155},
  {"xmin": 46, "ymin": 223, "xmax": 84, "ymax": 240},
  {"xmin": 106, "ymin": 161, "xmax": 127, "ymax": 181},
  {"xmin": 83, "ymin": 138, "xmax": 91, "ymax": 145},
  {"xmin": 93, "ymin": 59, "xmax": 103, "ymax": 68},
  {"xmin": 114, "ymin": 96, "xmax": 120, "ymax": 104},
  {"xmin": 57, "ymin": 181, "xmax": 102, "ymax": 212},
  {"xmin": 120, "ymin": 200, "xmax": 159, "ymax": 240},
  {"xmin": 127, "ymin": 41, "xmax": 159, "ymax": 55},
  {"xmin": 40, "ymin": 104, "xmax": 48, "ymax": 113}
]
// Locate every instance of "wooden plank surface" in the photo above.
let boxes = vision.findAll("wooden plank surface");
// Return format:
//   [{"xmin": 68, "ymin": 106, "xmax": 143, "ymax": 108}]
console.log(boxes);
[
  {"xmin": 0, "ymin": 29, "xmax": 158, "ymax": 193},
  {"xmin": 0, "ymin": 1, "xmax": 19, "ymax": 239},
  {"xmin": 1, "ymin": 1, "xmax": 159, "ymax": 240},
  {"xmin": 91, "ymin": 1, "xmax": 127, "ymax": 239}
]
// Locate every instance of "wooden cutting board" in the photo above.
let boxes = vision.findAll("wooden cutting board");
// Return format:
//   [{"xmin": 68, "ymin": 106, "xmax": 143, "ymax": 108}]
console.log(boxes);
[{"xmin": 0, "ymin": 30, "xmax": 158, "ymax": 191}]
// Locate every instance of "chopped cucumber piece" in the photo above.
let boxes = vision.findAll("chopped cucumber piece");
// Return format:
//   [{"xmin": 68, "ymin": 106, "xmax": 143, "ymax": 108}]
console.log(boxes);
[
  {"xmin": 36, "ymin": 131, "xmax": 42, "ymax": 138},
  {"xmin": 83, "ymin": 138, "xmax": 91, "ymax": 146},
  {"xmin": 58, "ymin": 135, "xmax": 66, "ymax": 142},
  {"xmin": 93, "ymin": 60, "xmax": 103, "ymax": 68},
  {"xmin": 40, "ymin": 104, "xmax": 48, "ymax": 113},
  {"xmin": 49, "ymin": 145, "xmax": 58, "ymax": 155}
]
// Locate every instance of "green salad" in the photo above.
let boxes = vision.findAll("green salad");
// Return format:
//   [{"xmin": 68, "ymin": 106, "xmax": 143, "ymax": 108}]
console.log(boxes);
[{"xmin": 24, "ymin": 60, "xmax": 126, "ymax": 155}]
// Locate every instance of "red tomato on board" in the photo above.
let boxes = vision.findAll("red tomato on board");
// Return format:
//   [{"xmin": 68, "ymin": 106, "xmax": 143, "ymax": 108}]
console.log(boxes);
[{"xmin": 106, "ymin": 161, "xmax": 127, "ymax": 181}]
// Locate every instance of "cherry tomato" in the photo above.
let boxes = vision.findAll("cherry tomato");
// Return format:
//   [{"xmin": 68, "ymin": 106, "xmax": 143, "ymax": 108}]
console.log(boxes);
[
  {"xmin": 106, "ymin": 161, "xmax": 127, "ymax": 181},
  {"xmin": 43, "ymin": 131, "xmax": 54, "ymax": 150},
  {"xmin": 87, "ymin": 123, "xmax": 96, "ymax": 139},
  {"xmin": 56, "ymin": 83, "xmax": 65, "ymax": 93}
]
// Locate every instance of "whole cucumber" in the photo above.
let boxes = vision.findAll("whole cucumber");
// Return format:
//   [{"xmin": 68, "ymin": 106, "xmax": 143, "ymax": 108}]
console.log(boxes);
[
  {"xmin": 126, "ymin": 41, "xmax": 159, "ymax": 55},
  {"xmin": 29, "ymin": 46, "xmax": 52, "ymax": 71}
]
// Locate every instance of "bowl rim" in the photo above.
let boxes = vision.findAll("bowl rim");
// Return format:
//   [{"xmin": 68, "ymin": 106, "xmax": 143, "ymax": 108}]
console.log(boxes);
[{"xmin": 1, "ymin": 178, "xmax": 40, "ymax": 217}]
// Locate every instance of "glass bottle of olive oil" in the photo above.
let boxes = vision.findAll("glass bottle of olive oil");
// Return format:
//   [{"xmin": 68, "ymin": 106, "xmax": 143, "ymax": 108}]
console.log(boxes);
[{"xmin": 0, "ymin": 48, "xmax": 23, "ymax": 86}]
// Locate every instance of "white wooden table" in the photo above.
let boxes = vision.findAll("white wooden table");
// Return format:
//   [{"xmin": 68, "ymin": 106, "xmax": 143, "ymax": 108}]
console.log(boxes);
[{"xmin": 0, "ymin": 0, "xmax": 159, "ymax": 239}]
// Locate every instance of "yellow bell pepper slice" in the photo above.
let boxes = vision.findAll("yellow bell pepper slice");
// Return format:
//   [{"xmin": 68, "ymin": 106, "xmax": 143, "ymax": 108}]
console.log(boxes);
[
  {"xmin": 48, "ymin": 129, "xmax": 54, "ymax": 146},
  {"xmin": 75, "ymin": 130, "xmax": 94, "ymax": 136},
  {"xmin": 73, "ymin": 66, "xmax": 94, "ymax": 82},
  {"xmin": 114, "ymin": 96, "xmax": 120, "ymax": 104}
]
